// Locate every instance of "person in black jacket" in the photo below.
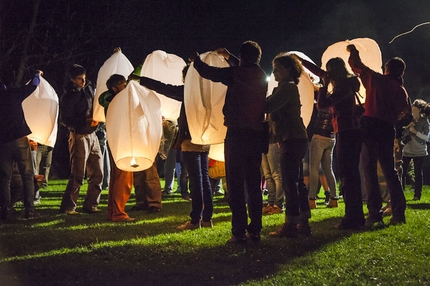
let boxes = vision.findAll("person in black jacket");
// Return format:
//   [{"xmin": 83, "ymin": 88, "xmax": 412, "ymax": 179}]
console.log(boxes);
[
  {"xmin": 59, "ymin": 64, "xmax": 103, "ymax": 215},
  {"xmin": 0, "ymin": 71, "xmax": 41, "ymax": 220}
]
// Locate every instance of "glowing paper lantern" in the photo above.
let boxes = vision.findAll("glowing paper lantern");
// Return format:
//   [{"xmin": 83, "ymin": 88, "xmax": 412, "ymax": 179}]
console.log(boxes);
[
  {"xmin": 321, "ymin": 38, "xmax": 383, "ymax": 100},
  {"xmin": 184, "ymin": 51, "xmax": 229, "ymax": 146},
  {"xmin": 267, "ymin": 51, "xmax": 315, "ymax": 127},
  {"xmin": 93, "ymin": 50, "xmax": 134, "ymax": 122},
  {"xmin": 22, "ymin": 77, "xmax": 59, "ymax": 147},
  {"xmin": 208, "ymin": 143, "xmax": 225, "ymax": 162},
  {"xmin": 140, "ymin": 50, "xmax": 186, "ymax": 121},
  {"xmin": 106, "ymin": 80, "xmax": 162, "ymax": 172}
]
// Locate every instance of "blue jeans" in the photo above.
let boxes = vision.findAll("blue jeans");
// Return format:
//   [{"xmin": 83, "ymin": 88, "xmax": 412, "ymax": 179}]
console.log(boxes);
[
  {"xmin": 225, "ymin": 128, "xmax": 263, "ymax": 236},
  {"xmin": 182, "ymin": 151, "xmax": 213, "ymax": 224},
  {"xmin": 0, "ymin": 137, "xmax": 35, "ymax": 216},
  {"xmin": 361, "ymin": 116, "xmax": 406, "ymax": 221},
  {"xmin": 308, "ymin": 134, "xmax": 337, "ymax": 198},
  {"xmin": 279, "ymin": 139, "xmax": 310, "ymax": 224},
  {"xmin": 261, "ymin": 143, "xmax": 283, "ymax": 207}
]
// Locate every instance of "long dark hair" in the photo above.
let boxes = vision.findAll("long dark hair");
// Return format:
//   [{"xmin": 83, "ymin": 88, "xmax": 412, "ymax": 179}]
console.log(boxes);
[{"xmin": 325, "ymin": 57, "xmax": 354, "ymax": 91}]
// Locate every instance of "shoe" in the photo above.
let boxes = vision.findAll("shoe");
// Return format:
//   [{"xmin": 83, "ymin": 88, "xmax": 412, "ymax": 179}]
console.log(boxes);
[
  {"xmin": 115, "ymin": 217, "xmax": 135, "ymax": 222},
  {"xmin": 34, "ymin": 199, "xmax": 41, "ymax": 205},
  {"xmin": 147, "ymin": 206, "xmax": 161, "ymax": 214},
  {"xmin": 309, "ymin": 199, "xmax": 316, "ymax": 209},
  {"xmin": 269, "ymin": 223, "xmax": 298, "ymax": 238},
  {"xmin": 128, "ymin": 205, "xmax": 148, "ymax": 212},
  {"xmin": 365, "ymin": 217, "xmax": 385, "ymax": 230},
  {"xmin": 182, "ymin": 194, "xmax": 192, "ymax": 201},
  {"xmin": 413, "ymin": 196, "xmax": 420, "ymax": 201},
  {"xmin": 326, "ymin": 199, "xmax": 338, "ymax": 208},
  {"xmin": 297, "ymin": 223, "xmax": 312, "ymax": 237},
  {"xmin": 213, "ymin": 190, "xmax": 224, "ymax": 197},
  {"xmin": 382, "ymin": 207, "xmax": 392, "ymax": 217},
  {"xmin": 177, "ymin": 221, "xmax": 200, "ymax": 230},
  {"xmin": 390, "ymin": 216, "xmax": 406, "ymax": 226},
  {"xmin": 162, "ymin": 190, "xmax": 172, "ymax": 197},
  {"xmin": 246, "ymin": 231, "xmax": 261, "ymax": 243},
  {"xmin": 25, "ymin": 211, "xmax": 40, "ymax": 219},
  {"xmin": 262, "ymin": 204, "xmax": 274, "ymax": 214},
  {"xmin": 201, "ymin": 219, "xmax": 213, "ymax": 228},
  {"xmin": 334, "ymin": 218, "xmax": 365, "ymax": 230},
  {"xmin": 324, "ymin": 191, "xmax": 330, "ymax": 204},
  {"xmin": 227, "ymin": 234, "xmax": 247, "ymax": 244},
  {"xmin": 83, "ymin": 207, "xmax": 102, "ymax": 213},
  {"xmin": 66, "ymin": 210, "xmax": 80, "ymax": 215},
  {"xmin": 268, "ymin": 205, "xmax": 283, "ymax": 214}
]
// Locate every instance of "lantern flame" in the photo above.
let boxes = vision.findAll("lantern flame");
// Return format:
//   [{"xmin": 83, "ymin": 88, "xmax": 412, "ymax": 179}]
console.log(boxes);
[{"xmin": 130, "ymin": 157, "xmax": 139, "ymax": 168}]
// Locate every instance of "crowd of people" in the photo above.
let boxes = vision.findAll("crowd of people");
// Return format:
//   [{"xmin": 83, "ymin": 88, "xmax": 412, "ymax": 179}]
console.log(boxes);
[{"xmin": 1, "ymin": 40, "xmax": 428, "ymax": 244}]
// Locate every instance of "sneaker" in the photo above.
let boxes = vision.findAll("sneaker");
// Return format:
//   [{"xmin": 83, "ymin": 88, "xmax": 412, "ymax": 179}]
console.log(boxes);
[
  {"xmin": 201, "ymin": 219, "xmax": 213, "ymax": 228},
  {"xmin": 128, "ymin": 205, "xmax": 148, "ymax": 212},
  {"xmin": 334, "ymin": 218, "xmax": 365, "ymax": 230},
  {"xmin": 269, "ymin": 223, "xmax": 298, "ymax": 238},
  {"xmin": 227, "ymin": 234, "xmax": 247, "ymax": 244},
  {"xmin": 382, "ymin": 207, "xmax": 392, "ymax": 217},
  {"xmin": 25, "ymin": 211, "xmax": 40, "ymax": 219},
  {"xmin": 147, "ymin": 206, "xmax": 161, "ymax": 214},
  {"xmin": 390, "ymin": 216, "xmax": 406, "ymax": 226},
  {"xmin": 83, "ymin": 207, "xmax": 102, "ymax": 214},
  {"xmin": 269, "ymin": 205, "xmax": 283, "ymax": 214},
  {"xmin": 262, "ymin": 204, "xmax": 274, "ymax": 214},
  {"xmin": 213, "ymin": 190, "xmax": 224, "ymax": 197},
  {"xmin": 177, "ymin": 221, "xmax": 200, "ymax": 230},
  {"xmin": 365, "ymin": 218, "xmax": 385, "ymax": 230},
  {"xmin": 182, "ymin": 194, "xmax": 192, "ymax": 201},
  {"xmin": 66, "ymin": 210, "xmax": 80, "ymax": 215},
  {"xmin": 162, "ymin": 190, "xmax": 172, "ymax": 197},
  {"xmin": 246, "ymin": 231, "xmax": 261, "ymax": 243},
  {"xmin": 413, "ymin": 196, "xmax": 420, "ymax": 201},
  {"xmin": 297, "ymin": 223, "xmax": 312, "ymax": 237}
]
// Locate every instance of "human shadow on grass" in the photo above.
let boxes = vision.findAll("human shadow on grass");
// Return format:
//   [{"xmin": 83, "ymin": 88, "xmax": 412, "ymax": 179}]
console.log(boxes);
[
  {"xmin": 407, "ymin": 203, "xmax": 430, "ymax": 210},
  {"xmin": 0, "ymin": 216, "xmax": 365, "ymax": 286}
]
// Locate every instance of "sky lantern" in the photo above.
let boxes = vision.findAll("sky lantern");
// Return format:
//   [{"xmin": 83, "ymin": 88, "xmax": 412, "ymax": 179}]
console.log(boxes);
[
  {"xmin": 321, "ymin": 38, "xmax": 383, "ymax": 101},
  {"xmin": 140, "ymin": 50, "xmax": 185, "ymax": 121},
  {"xmin": 22, "ymin": 76, "xmax": 58, "ymax": 147},
  {"xmin": 93, "ymin": 50, "xmax": 134, "ymax": 122},
  {"xmin": 267, "ymin": 51, "xmax": 315, "ymax": 127},
  {"xmin": 184, "ymin": 51, "xmax": 229, "ymax": 146},
  {"xmin": 106, "ymin": 80, "xmax": 162, "ymax": 172},
  {"xmin": 208, "ymin": 143, "xmax": 225, "ymax": 162}
]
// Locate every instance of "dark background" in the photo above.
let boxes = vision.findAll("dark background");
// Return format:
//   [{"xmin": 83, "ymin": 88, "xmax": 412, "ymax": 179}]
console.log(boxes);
[{"xmin": 1, "ymin": 0, "xmax": 429, "ymax": 178}]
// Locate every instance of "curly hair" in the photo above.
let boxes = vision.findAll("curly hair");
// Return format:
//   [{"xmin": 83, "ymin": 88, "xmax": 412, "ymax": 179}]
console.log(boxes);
[
  {"xmin": 412, "ymin": 98, "xmax": 430, "ymax": 117},
  {"xmin": 272, "ymin": 53, "xmax": 303, "ymax": 84}
]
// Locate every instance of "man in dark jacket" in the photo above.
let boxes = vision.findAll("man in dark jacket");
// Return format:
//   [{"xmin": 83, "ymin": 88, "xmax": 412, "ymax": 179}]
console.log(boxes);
[
  {"xmin": 59, "ymin": 64, "xmax": 103, "ymax": 215},
  {"xmin": 193, "ymin": 41, "xmax": 268, "ymax": 243},
  {"xmin": 0, "ymin": 72, "xmax": 41, "ymax": 220}
]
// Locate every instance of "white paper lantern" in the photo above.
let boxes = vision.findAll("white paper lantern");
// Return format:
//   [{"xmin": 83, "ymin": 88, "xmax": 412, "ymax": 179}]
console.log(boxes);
[
  {"xmin": 267, "ymin": 51, "xmax": 315, "ymax": 127},
  {"xmin": 106, "ymin": 81, "xmax": 162, "ymax": 172},
  {"xmin": 208, "ymin": 143, "xmax": 225, "ymax": 162},
  {"xmin": 22, "ymin": 77, "xmax": 59, "ymax": 147},
  {"xmin": 140, "ymin": 50, "xmax": 185, "ymax": 121},
  {"xmin": 93, "ymin": 50, "xmax": 134, "ymax": 122},
  {"xmin": 184, "ymin": 51, "xmax": 229, "ymax": 146},
  {"xmin": 321, "ymin": 38, "xmax": 383, "ymax": 101}
]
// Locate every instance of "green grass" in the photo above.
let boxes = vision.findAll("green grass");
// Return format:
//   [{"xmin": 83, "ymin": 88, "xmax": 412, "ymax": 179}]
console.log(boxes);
[{"xmin": 1, "ymin": 180, "xmax": 429, "ymax": 286}]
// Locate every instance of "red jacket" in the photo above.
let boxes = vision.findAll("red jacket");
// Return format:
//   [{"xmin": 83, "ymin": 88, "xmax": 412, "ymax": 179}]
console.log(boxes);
[{"xmin": 348, "ymin": 49, "xmax": 409, "ymax": 125}]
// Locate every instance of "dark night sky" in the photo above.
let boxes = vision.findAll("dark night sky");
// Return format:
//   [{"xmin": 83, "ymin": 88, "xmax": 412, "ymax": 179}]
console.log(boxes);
[
  {"xmin": 109, "ymin": 0, "xmax": 430, "ymax": 98},
  {"xmin": 3, "ymin": 0, "xmax": 430, "ymax": 98}
]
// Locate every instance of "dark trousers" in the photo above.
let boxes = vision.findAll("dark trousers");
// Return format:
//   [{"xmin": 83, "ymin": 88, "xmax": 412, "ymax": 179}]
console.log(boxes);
[
  {"xmin": 361, "ymin": 116, "xmax": 406, "ymax": 221},
  {"xmin": 402, "ymin": 156, "xmax": 425, "ymax": 198},
  {"xmin": 0, "ymin": 137, "xmax": 35, "ymax": 216},
  {"xmin": 183, "ymin": 151, "xmax": 213, "ymax": 224},
  {"xmin": 279, "ymin": 139, "xmax": 310, "ymax": 223},
  {"xmin": 336, "ymin": 128, "xmax": 365, "ymax": 224},
  {"xmin": 225, "ymin": 128, "xmax": 263, "ymax": 236},
  {"xmin": 133, "ymin": 164, "xmax": 162, "ymax": 209}
]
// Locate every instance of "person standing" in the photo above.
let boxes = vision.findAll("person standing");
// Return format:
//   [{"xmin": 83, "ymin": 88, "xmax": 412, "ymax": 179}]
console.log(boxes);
[
  {"xmin": 347, "ymin": 44, "xmax": 409, "ymax": 226},
  {"xmin": 265, "ymin": 54, "xmax": 311, "ymax": 238},
  {"xmin": 193, "ymin": 41, "xmax": 267, "ymax": 242},
  {"xmin": 401, "ymin": 99, "xmax": 430, "ymax": 201},
  {"xmin": 0, "ymin": 71, "xmax": 42, "ymax": 219},
  {"xmin": 59, "ymin": 64, "xmax": 103, "ymax": 215}
]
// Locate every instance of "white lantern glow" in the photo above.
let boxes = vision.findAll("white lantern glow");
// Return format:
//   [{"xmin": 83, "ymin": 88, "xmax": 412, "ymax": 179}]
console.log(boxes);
[
  {"xmin": 93, "ymin": 50, "xmax": 134, "ymax": 122},
  {"xmin": 267, "ymin": 51, "xmax": 315, "ymax": 127},
  {"xmin": 321, "ymin": 38, "xmax": 383, "ymax": 101},
  {"xmin": 208, "ymin": 143, "xmax": 225, "ymax": 162},
  {"xmin": 184, "ymin": 51, "xmax": 229, "ymax": 146},
  {"xmin": 22, "ymin": 77, "xmax": 59, "ymax": 147},
  {"xmin": 140, "ymin": 50, "xmax": 186, "ymax": 121},
  {"xmin": 106, "ymin": 80, "xmax": 162, "ymax": 172}
]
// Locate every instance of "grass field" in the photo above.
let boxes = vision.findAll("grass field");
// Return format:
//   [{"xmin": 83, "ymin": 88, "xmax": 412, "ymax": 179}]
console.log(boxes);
[{"xmin": 0, "ymin": 180, "xmax": 429, "ymax": 286}]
